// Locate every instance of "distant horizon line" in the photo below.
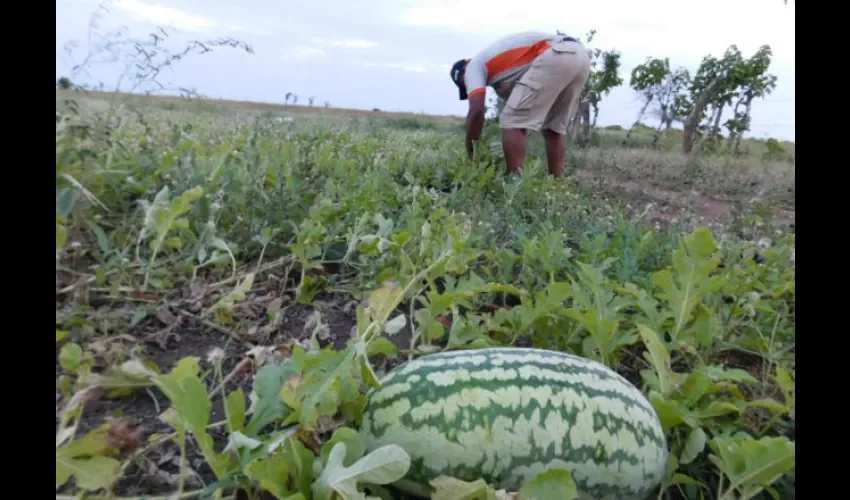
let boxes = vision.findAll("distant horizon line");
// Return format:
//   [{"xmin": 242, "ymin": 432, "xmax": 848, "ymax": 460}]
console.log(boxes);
[{"xmin": 55, "ymin": 87, "xmax": 796, "ymax": 144}]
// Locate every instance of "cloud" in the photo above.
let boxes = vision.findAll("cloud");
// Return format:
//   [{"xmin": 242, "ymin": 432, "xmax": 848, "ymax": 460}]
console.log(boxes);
[
  {"xmin": 281, "ymin": 45, "xmax": 328, "ymax": 62},
  {"xmin": 398, "ymin": 0, "xmax": 795, "ymax": 66},
  {"xmin": 309, "ymin": 38, "xmax": 380, "ymax": 49},
  {"xmin": 114, "ymin": 0, "xmax": 217, "ymax": 33},
  {"xmin": 331, "ymin": 39, "xmax": 379, "ymax": 48},
  {"xmin": 355, "ymin": 61, "xmax": 441, "ymax": 73}
]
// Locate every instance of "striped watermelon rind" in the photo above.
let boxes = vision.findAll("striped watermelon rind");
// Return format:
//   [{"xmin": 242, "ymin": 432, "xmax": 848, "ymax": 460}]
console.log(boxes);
[{"xmin": 359, "ymin": 347, "xmax": 668, "ymax": 500}]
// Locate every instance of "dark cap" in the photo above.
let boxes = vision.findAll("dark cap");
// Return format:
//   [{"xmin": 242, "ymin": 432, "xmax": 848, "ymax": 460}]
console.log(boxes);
[{"xmin": 450, "ymin": 58, "xmax": 470, "ymax": 100}]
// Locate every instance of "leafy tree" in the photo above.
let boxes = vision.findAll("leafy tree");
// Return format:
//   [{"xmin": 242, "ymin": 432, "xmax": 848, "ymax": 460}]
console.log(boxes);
[
  {"xmin": 57, "ymin": 76, "xmax": 74, "ymax": 89},
  {"xmin": 567, "ymin": 30, "xmax": 623, "ymax": 145},
  {"xmin": 309, "ymin": 96, "xmax": 315, "ymax": 107},
  {"xmin": 724, "ymin": 45, "xmax": 777, "ymax": 154}
]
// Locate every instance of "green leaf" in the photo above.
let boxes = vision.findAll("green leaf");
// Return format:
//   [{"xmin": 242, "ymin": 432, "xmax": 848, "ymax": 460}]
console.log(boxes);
[
  {"xmin": 430, "ymin": 476, "xmax": 494, "ymax": 500},
  {"xmin": 153, "ymin": 359, "xmax": 211, "ymax": 430},
  {"xmin": 321, "ymin": 427, "xmax": 366, "ymax": 468},
  {"xmin": 311, "ymin": 442, "xmax": 411, "ymax": 500},
  {"xmin": 366, "ymin": 337, "xmax": 398, "ymax": 358},
  {"xmin": 369, "ymin": 281, "xmax": 405, "ymax": 322},
  {"xmin": 649, "ymin": 391, "xmax": 687, "ymax": 430},
  {"xmin": 746, "ymin": 398, "xmax": 790, "ymax": 414},
  {"xmin": 708, "ymin": 436, "xmax": 795, "ymax": 493},
  {"xmin": 698, "ymin": 365, "xmax": 759, "ymax": 385},
  {"xmin": 59, "ymin": 342, "xmax": 83, "ymax": 372},
  {"xmin": 286, "ymin": 438, "xmax": 315, "ymax": 498},
  {"xmin": 679, "ymin": 371, "xmax": 712, "ymax": 406},
  {"xmin": 697, "ymin": 401, "xmax": 740, "ymax": 420},
  {"xmin": 56, "ymin": 455, "xmax": 121, "ymax": 491},
  {"xmin": 636, "ymin": 324, "xmax": 672, "ymax": 395},
  {"xmin": 245, "ymin": 362, "xmax": 295, "ymax": 436},
  {"xmin": 245, "ymin": 452, "xmax": 301, "ymax": 500},
  {"xmin": 282, "ymin": 346, "xmax": 360, "ymax": 429},
  {"xmin": 518, "ymin": 468, "xmax": 579, "ymax": 500},
  {"xmin": 226, "ymin": 388, "xmax": 246, "ymax": 432},
  {"xmin": 56, "ymin": 330, "xmax": 69, "ymax": 343},
  {"xmin": 680, "ymin": 427, "xmax": 707, "ymax": 465}
]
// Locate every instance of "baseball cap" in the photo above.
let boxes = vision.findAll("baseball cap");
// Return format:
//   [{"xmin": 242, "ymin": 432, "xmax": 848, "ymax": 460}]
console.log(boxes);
[{"xmin": 450, "ymin": 59, "xmax": 470, "ymax": 100}]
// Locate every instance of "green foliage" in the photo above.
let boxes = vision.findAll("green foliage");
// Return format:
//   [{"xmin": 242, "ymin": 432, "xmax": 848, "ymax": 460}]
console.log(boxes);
[{"xmin": 55, "ymin": 91, "xmax": 794, "ymax": 500}]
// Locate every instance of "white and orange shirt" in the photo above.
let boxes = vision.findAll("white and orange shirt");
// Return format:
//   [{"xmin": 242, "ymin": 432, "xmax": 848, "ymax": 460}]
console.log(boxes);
[{"xmin": 464, "ymin": 32, "xmax": 570, "ymax": 100}]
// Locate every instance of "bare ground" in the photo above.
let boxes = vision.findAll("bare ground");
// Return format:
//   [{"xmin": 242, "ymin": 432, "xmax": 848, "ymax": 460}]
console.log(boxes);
[{"xmin": 574, "ymin": 169, "xmax": 795, "ymax": 230}]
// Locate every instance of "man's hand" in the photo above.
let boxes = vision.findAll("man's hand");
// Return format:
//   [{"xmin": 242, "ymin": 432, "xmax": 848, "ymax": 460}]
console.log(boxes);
[{"xmin": 464, "ymin": 92, "xmax": 486, "ymax": 160}]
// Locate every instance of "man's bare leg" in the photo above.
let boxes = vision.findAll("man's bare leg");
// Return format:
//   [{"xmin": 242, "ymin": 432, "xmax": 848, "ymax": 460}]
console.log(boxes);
[
  {"xmin": 542, "ymin": 128, "xmax": 565, "ymax": 177},
  {"xmin": 502, "ymin": 128, "xmax": 527, "ymax": 174}
]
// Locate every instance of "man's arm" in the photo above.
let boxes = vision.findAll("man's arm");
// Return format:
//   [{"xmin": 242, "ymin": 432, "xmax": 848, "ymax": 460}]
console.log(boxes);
[{"xmin": 465, "ymin": 92, "xmax": 486, "ymax": 158}]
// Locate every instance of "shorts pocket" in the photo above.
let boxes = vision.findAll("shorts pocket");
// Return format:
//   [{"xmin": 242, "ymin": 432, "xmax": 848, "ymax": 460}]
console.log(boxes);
[
  {"xmin": 505, "ymin": 79, "xmax": 542, "ymax": 111},
  {"xmin": 551, "ymin": 41, "xmax": 580, "ymax": 54}
]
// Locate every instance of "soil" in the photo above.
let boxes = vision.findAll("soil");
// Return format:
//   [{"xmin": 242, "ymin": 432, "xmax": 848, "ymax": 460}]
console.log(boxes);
[{"xmin": 574, "ymin": 169, "xmax": 795, "ymax": 230}]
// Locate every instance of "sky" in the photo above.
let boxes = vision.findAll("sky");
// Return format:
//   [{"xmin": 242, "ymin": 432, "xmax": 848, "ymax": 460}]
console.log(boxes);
[{"xmin": 55, "ymin": 0, "xmax": 795, "ymax": 141}]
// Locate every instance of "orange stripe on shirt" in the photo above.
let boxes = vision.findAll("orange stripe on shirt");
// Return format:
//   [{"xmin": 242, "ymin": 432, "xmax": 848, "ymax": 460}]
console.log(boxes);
[{"xmin": 484, "ymin": 40, "xmax": 551, "ymax": 78}]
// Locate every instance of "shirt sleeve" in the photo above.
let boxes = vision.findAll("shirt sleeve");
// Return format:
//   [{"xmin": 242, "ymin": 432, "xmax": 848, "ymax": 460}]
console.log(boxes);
[{"xmin": 463, "ymin": 58, "xmax": 487, "ymax": 99}]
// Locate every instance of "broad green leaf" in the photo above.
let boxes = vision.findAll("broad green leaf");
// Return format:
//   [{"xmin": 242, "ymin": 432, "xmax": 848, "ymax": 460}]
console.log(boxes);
[
  {"xmin": 708, "ymin": 436, "xmax": 795, "ymax": 493},
  {"xmin": 369, "ymin": 281, "xmax": 405, "ymax": 321},
  {"xmin": 746, "ymin": 398, "xmax": 790, "ymax": 414},
  {"xmin": 246, "ymin": 362, "xmax": 295, "ymax": 435},
  {"xmin": 321, "ymin": 427, "xmax": 366, "ymax": 467},
  {"xmin": 282, "ymin": 346, "xmax": 360, "ymax": 429},
  {"xmin": 649, "ymin": 391, "xmax": 687, "ymax": 430},
  {"xmin": 245, "ymin": 452, "xmax": 301, "ymax": 500},
  {"xmin": 153, "ymin": 365, "xmax": 211, "ymax": 430},
  {"xmin": 56, "ymin": 330, "xmax": 69, "ymax": 343},
  {"xmin": 312, "ymin": 442, "xmax": 411, "ymax": 500},
  {"xmin": 518, "ymin": 468, "xmax": 578, "ymax": 500},
  {"xmin": 56, "ymin": 455, "xmax": 121, "ymax": 491},
  {"xmin": 636, "ymin": 324, "xmax": 672, "ymax": 395},
  {"xmin": 59, "ymin": 342, "xmax": 84, "ymax": 372},
  {"xmin": 226, "ymin": 388, "xmax": 246, "ymax": 432},
  {"xmin": 679, "ymin": 371, "xmax": 711, "ymax": 406},
  {"xmin": 286, "ymin": 438, "xmax": 316, "ymax": 498},
  {"xmin": 430, "ymin": 476, "xmax": 494, "ymax": 500},
  {"xmin": 366, "ymin": 337, "xmax": 398, "ymax": 358},
  {"xmin": 698, "ymin": 365, "xmax": 759, "ymax": 385},
  {"xmin": 697, "ymin": 401, "xmax": 740, "ymax": 420},
  {"xmin": 680, "ymin": 427, "xmax": 707, "ymax": 465}
]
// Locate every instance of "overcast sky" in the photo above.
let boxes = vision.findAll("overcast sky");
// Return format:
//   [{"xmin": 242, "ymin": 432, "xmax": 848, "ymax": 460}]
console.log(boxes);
[{"xmin": 56, "ymin": 0, "xmax": 795, "ymax": 141}]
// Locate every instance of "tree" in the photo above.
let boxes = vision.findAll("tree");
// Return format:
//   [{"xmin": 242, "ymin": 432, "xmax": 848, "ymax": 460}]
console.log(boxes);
[
  {"xmin": 677, "ymin": 46, "xmax": 745, "ymax": 154},
  {"xmin": 285, "ymin": 92, "xmax": 293, "ymax": 105},
  {"xmin": 308, "ymin": 96, "xmax": 315, "ymax": 107},
  {"xmin": 628, "ymin": 58, "xmax": 691, "ymax": 146},
  {"xmin": 566, "ymin": 30, "xmax": 623, "ymax": 145},
  {"xmin": 723, "ymin": 45, "xmax": 777, "ymax": 154},
  {"xmin": 57, "ymin": 76, "xmax": 74, "ymax": 89},
  {"xmin": 324, "ymin": 101, "xmax": 330, "ymax": 108}
]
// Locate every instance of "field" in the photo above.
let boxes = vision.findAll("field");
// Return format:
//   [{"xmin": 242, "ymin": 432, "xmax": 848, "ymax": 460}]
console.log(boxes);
[{"xmin": 56, "ymin": 90, "xmax": 795, "ymax": 500}]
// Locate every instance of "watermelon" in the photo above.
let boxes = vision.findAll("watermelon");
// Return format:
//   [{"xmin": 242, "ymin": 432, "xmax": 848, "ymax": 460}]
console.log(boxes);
[{"xmin": 359, "ymin": 347, "xmax": 668, "ymax": 499}]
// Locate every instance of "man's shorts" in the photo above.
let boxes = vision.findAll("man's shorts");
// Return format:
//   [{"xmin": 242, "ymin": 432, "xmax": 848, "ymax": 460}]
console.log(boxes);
[{"xmin": 499, "ymin": 39, "xmax": 592, "ymax": 135}]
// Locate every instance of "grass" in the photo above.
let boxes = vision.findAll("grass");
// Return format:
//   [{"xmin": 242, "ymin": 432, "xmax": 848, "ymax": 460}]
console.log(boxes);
[{"xmin": 56, "ymin": 90, "xmax": 795, "ymax": 500}]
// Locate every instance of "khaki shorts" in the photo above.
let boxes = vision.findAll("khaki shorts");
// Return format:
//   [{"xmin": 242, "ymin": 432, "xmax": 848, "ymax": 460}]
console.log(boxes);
[{"xmin": 499, "ymin": 39, "xmax": 591, "ymax": 135}]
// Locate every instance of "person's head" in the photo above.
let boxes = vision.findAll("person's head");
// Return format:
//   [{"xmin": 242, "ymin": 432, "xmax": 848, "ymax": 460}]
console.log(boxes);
[{"xmin": 450, "ymin": 59, "xmax": 471, "ymax": 100}]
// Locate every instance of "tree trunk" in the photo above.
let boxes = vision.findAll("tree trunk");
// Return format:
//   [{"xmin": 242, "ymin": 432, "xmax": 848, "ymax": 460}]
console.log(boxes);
[
  {"xmin": 626, "ymin": 95, "xmax": 654, "ymax": 141},
  {"xmin": 683, "ymin": 74, "xmax": 727, "ymax": 154},
  {"xmin": 708, "ymin": 105, "xmax": 724, "ymax": 152},
  {"xmin": 733, "ymin": 96, "xmax": 754, "ymax": 155},
  {"xmin": 726, "ymin": 97, "xmax": 746, "ymax": 153}
]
